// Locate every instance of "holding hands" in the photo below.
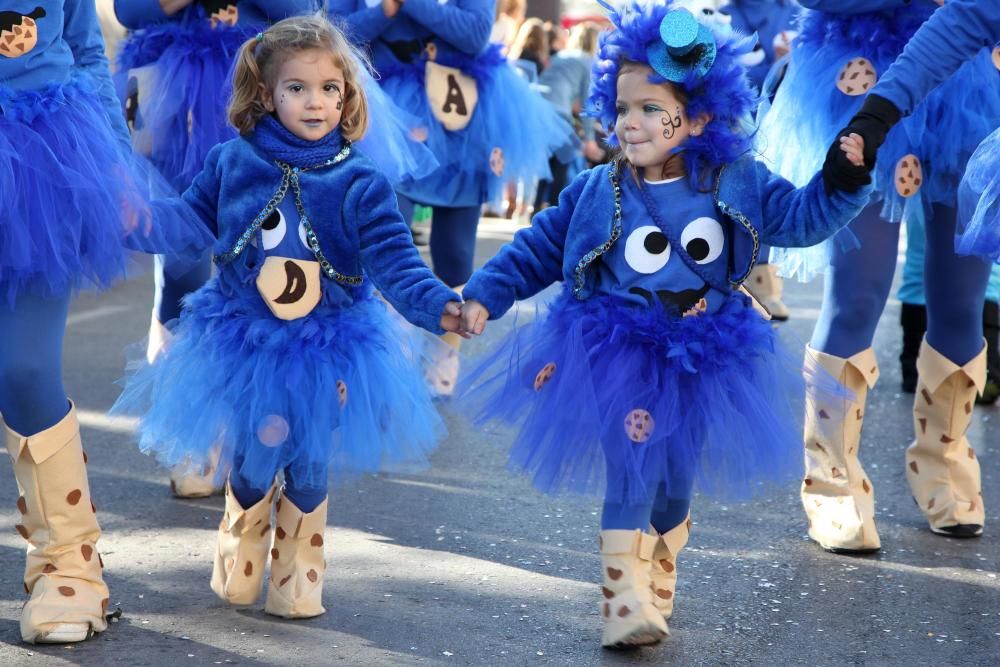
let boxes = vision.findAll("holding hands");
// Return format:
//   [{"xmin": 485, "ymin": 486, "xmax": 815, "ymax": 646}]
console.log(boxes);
[{"xmin": 438, "ymin": 300, "xmax": 490, "ymax": 337}]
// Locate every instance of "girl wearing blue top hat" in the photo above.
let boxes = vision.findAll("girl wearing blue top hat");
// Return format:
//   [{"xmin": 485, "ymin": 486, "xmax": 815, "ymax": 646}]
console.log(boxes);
[
  {"xmin": 457, "ymin": 2, "xmax": 872, "ymax": 649},
  {"xmin": 112, "ymin": 14, "xmax": 463, "ymax": 619},
  {"xmin": 758, "ymin": 0, "xmax": 1000, "ymax": 554}
]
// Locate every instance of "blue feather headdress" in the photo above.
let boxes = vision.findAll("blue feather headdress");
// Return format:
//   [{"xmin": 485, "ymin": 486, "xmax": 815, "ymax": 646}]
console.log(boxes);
[{"xmin": 587, "ymin": 0, "xmax": 759, "ymax": 189}]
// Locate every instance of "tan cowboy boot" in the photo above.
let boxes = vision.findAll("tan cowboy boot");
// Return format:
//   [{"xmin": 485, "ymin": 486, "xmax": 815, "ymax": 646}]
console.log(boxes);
[
  {"xmin": 801, "ymin": 346, "xmax": 881, "ymax": 553},
  {"xmin": 210, "ymin": 480, "xmax": 278, "ymax": 605},
  {"xmin": 648, "ymin": 516, "xmax": 691, "ymax": 620},
  {"xmin": 264, "ymin": 492, "xmax": 328, "ymax": 619},
  {"xmin": 906, "ymin": 338, "xmax": 987, "ymax": 537},
  {"xmin": 169, "ymin": 447, "xmax": 221, "ymax": 499},
  {"xmin": 745, "ymin": 263, "xmax": 790, "ymax": 321},
  {"xmin": 598, "ymin": 530, "xmax": 668, "ymax": 648},
  {"xmin": 5, "ymin": 403, "xmax": 109, "ymax": 643}
]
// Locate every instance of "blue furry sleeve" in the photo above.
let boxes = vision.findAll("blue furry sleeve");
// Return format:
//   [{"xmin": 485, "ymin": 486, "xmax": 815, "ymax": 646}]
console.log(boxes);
[
  {"xmin": 328, "ymin": 0, "xmax": 394, "ymax": 43},
  {"xmin": 754, "ymin": 162, "xmax": 872, "ymax": 248},
  {"xmin": 353, "ymin": 173, "xmax": 460, "ymax": 334},
  {"xmin": 401, "ymin": 0, "xmax": 494, "ymax": 55},
  {"xmin": 872, "ymin": 0, "xmax": 1000, "ymax": 116},
  {"xmin": 463, "ymin": 170, "xmax": 582, "ymax": 319}
]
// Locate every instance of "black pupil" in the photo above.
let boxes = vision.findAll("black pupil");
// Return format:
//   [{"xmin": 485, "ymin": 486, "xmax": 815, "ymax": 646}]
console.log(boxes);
[
  {"xmin": 644, "ymin": 231, "xmax": 668, "ymax": 255},
  {"xmin": 686, "ymin": 238, "xmax": 710, "ymax": 261},
  {"xmin": 262, "ymin": 211, "xmax": 281, "ymax": 231}
]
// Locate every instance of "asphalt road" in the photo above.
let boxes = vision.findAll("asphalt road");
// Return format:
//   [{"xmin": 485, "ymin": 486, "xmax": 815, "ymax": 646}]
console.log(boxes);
[{"xmin": 0, "ymin": 219, "xmax": 997, "ymax": 666}]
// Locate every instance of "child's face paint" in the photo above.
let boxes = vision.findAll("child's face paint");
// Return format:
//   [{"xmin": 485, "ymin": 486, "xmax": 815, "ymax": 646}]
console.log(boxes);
[
  {"xmin": 262, "ymin": 49, "xmax": 345, "ymax": 142},
  {"xmin": 614, "ymin": 66, "xmax": 703, "ymax": 175}
]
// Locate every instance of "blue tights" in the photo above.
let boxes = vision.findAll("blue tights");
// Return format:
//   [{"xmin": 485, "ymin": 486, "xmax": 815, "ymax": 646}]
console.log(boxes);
[
  {"xmin": 0, "ymin": 291, "xmax": 71, "ymax": 436},
  {"xmin": 812, "ymin": 203, "xmax": 989, "ymax": 365},
  {"xmin": 396, "ymin": 194, "xmax": 481, "ymax": 288},
  {"xmin": 229, "ymin": 453, "xmax": 328, "ymax": 514},
  {"xmin": 601, "ymin": 458, "xmax": 695, "ymax": 534},
  {"xmin": 152, "ymin": 253, "xmax": 212, "ymax": 325}
]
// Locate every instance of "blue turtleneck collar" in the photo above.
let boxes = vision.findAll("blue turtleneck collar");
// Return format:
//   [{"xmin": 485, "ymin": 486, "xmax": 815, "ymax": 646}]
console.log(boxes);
[{"xmin": 248, "ymin": 115, "xmax": 346, "ymax": 168}]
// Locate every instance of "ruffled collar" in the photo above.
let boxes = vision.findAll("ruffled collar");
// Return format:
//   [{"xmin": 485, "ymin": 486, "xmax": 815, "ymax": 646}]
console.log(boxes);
[{"xmin": 248, "ymin": 115, "xmax": 346, "ymax": 168}]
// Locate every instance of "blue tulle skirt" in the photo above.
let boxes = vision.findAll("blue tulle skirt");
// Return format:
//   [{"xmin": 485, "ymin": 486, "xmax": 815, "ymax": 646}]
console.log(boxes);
[
  {"xmin": 111, "ymin": 276, "xmax": 445, "ymax": 491},
  {"xmin": 758, "ymin": 7, "xmax": 1000, "ymax": 280},
  {"xmin": 379, "ymin": 44, "xmax": 576, "ymax": 207},
  {"xmin": 460, "ymin": 289, "xmax": 826, "ymax": 505},
  {"xmin": 957, "ymin": 127, "xmax": 1000, "ymax": 264},
  {"xmin": 0, "ymin": 75, "xmax": 206, "ymax": 307}
]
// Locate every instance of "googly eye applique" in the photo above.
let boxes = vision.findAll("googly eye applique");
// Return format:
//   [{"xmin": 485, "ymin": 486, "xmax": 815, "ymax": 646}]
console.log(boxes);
[
  {"xmin": 260, "ymin": 208, "xmax": 287, "ymax": 251},
  {"xmin": 680, "ymin": 217, "xmax": 724, "ymax": 265},
  {"xmin": 624, "ymin": 225, "xmax": 671, "ymax": 274}
]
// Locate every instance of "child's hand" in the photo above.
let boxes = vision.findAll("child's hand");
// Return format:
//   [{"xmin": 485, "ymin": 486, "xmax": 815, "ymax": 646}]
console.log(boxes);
[
  {"xmin": 839, "ymin": 133, "xmax": 865, "ymax": 168},
  {"xmin": 440, "ymin": 301, "xmax": 470, "ymax": 338},
  {"xmin": 461, "ymin": 300, "xmax": 490, "ymax": 336},
  {"xmin": 382, "ymin": 0, "xmax": 403, "ymax": 18}
]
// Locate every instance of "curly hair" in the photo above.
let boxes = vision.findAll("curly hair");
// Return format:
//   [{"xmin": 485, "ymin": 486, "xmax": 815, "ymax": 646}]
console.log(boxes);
[{"xmin": 587, "ymin": 1, "xmax": 759, "ymax": 189}]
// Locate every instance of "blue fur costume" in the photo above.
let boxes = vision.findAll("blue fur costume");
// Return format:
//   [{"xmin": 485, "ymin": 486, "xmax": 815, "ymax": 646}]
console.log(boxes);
[
  {"xmin": 460, "ymin": 3, "xmax": 872, "ymax": 518},
  {"xmin": 113, "ymin": 117, "xmax": 459, "ymax": 497}
]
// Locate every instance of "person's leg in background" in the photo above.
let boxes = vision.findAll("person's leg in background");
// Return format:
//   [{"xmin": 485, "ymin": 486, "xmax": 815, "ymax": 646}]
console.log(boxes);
[{"xmin": 897, "ymin": 214, "xmax": 928, "ymax": 393}]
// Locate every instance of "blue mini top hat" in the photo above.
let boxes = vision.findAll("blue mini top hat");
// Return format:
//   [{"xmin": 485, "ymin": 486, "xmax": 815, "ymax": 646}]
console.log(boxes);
[{"xmin": 646, "ymin": 8, "xmax": 717, "ymax": 82}]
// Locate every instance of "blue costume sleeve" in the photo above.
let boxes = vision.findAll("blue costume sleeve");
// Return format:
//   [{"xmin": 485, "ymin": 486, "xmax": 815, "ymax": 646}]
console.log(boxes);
[
  {"xmin": 753, "ymin": 162, "xmax": 873, "ymax": 248},
  {"xmin": 353, "ymin": 173, "xmax": 461, "ymax": 334},
  {"xmin": 140, "ymin": 145, "xmax": 223, "ymax": 256},
  {"xmin": 795, "ymin": 0, "xmax": 912, "ymax": 13},
  {"xmin": 113, "ymin": 0, "xmax": 171, "ymax": 29},
  {"xmin": 872, "ymin": 0, "xmax": 1000, "ymax": 116},
  {"xmin": 251, "ymin": 0, "xmax": 319, "ymax": 22},
  {"xmin": 65, "ymin": 0, "xmax": 131, "ymax": 147},
  {"xmin": 328, "ymin": 0, "xmax": 394, "ymax": 43},
  {"xmin": 463, "ymin": 169, "xmax": 585, "ymax": 318},
  {"xmin": 401, "ymin": 0, "xmax": 494, "ymax": 55}
]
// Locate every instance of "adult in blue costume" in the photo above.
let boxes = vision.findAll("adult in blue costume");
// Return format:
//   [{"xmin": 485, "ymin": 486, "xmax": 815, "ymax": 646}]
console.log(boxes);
[
  {"xmin": 722, "ymin": 0, "xmax": 800, "ymax": 320},
  {"xmin": 457, "ymin": 3, "xmax": 872, "ymax": 647},
  {"xmin": 329, "ymin": 0, "xmax": 575, "ymax": 395},
  {"xmin": 0, "ymin": 0, "xmax": 209, "ymax": 644},
  {"xmin": 758, "ymin": 0, "xmax": 1000, "ymax": 553}
]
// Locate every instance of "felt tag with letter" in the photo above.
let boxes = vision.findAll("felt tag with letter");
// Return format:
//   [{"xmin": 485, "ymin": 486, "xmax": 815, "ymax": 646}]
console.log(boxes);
[{"xmin": 425, "ymin": 61, "xmax": 478, "ymax": 131}]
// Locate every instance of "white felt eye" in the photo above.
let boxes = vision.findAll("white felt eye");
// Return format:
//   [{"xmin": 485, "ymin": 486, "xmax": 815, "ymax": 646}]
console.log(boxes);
[
  {"xmin": 680, "ymin": 217, "xmax": 724, "ymax": 265},
  {"xmin": 739, "ymin": 44, "xmax": 766, "ymax": 68},
  {"xmin": 298, "ymin": 220, "xmax": 311, "ymax": 251},
  {"xmin": 260, "ymin": 208, "xmax": 287, "ymax": 251},
  {"xmin": 624, "ymin": 225, "xmax": 671, "ymax": 274}
]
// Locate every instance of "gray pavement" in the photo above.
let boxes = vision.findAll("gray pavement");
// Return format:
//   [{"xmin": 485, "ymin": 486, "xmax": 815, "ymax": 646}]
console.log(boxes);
[{"xmin": 1, "ymin": 219, "xmax": 997, "ymax": 665}]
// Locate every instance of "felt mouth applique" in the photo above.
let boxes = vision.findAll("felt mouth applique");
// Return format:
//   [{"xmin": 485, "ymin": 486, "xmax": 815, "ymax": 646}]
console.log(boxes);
[
  {"xmin": 630, "ymin": 282, "xmax": 709, "ymax": 314},
  {"xmin": 0, "ymin": 7, "xmax": 45, "ymax": 58},
  {"xmin": 256, "ymin": 256, "xmax": 321, "ymax": 321}
]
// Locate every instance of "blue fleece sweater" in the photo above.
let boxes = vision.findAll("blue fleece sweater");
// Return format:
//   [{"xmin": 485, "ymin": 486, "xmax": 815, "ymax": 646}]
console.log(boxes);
[
  {"xmin": 153, "ymin": 120, "xmax": 459, "ymax": 333},
  {"xmin": 0, "ymin": 1, "xmax": 128, "ymax": 142},
  {"xmin": 114, "ymin": 0, "xmax": 316, "ymax": 29},
  {"xmin": 872, "ymin": 0, "xmax": 1000, "ymax": 116},
  {"xmin": 463, "ymin": 159, "xmax": 873, "ymax": 319},
  {"xmin": 329, "ymin": 0, "xmax": 494, "ymax": 67}
]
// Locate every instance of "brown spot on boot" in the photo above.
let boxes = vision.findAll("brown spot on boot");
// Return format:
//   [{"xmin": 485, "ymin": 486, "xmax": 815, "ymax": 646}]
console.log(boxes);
[
  {"xmin": 862, "ymin": 479, "xmax": 871, "ymax": 494},
  {"xmin": 967, "ymin": 379, "xmax": 976, "ymax": 388},
  {"xmin": 81, "ymin": 545, "xmax": 93, "ymax": 561},
  {"xmin": 686, "ymin": 517, "xmax": 692, "ymax": 531},
  {"xmin": 260, "ymin": 523, "xmax": 271, "ymax": 537},
  {"xmin": 98, "ymin": 553, "xmax": 104, "ymax": 568},
  {"xmin": 814, "ymin": 442, "xmax": 827, "ymax": 455},
  {"xmin": 91, "ymin": 501, "xmax": 97, "ymax": 514},
  {"xmin": 856, "ymin": 409, "xmax": 863, "ymax": 420},
  {"xmin": 16, "ymin": 497, "xmax": 27, "ymax": 514},
  {"xmin": 271, "ymin": 548, "xmax": 279, "ymax": 560},
  {"xmin": 58, "ymin": 586, "xmax": 76, "ymax": 597},
  {"xmin": 659, "ymin": 559, "xmax": 675, "ymax": 573},
  {"xmin": 279, "ymin": 575, "xmax": 292, "ymax": 587},
  {"xmin": 918, "ymin": 418, "xmax": 927, "ymax": 434},
  {"xmin": 306, "ymin": 569, "xmax": 318, "ymax": 583},
  {"xmin": 606, "ymin": 567, "xmax": 623, "ymax": 581},
  {"xmin": 15, "ymin": 524, "xmax": 29, "ymax": 539},
  {"xmin": 921, "ymin": 389, "xmax": 933, "ymax": 405},
  {"xmin": 101, "ymin": 598, "xmax": 109, "ymax": 612},
  {"xmin": 968, "ymin": 448, "xmax": 976, "ymax": 459},
  {"xmin": 244, "ymin": 561, "xmax": 253, "ymax": 577},
  {"xmin": 655, "ymin": 589, "xmax": 673, "ymax": 600},
  {"xmin": 928, "ymin": 497, "xmax": 936, "ymax": 509},
  {"xmin": 818, "ymin": 409, "xmax": 830, "ymax": 419},
  {"xmin": 831, "ymin": 467, "xmax": 843, "ymax": 478},
  {"xmin": 603, "ymin": 602, "xmax": 610, "ymax": 617},
  {"xmin": 940, "ymin": 435, "xmax": 955, "ymax": 444},
  {"xmin": 43, "ymin": 564, "xmax": 57, "ymax": 574},
  {"xmin": 276, "ymin": 527, "xmax": 286, "ymax": 540},
  {"xmin": 66, "ymin": 489, "xmax": 82, "ymax": 505},
  {"xmin": 83, "ymin": 450, "xmax": 88, "ymax": 464},
  {"xmin": 617, "ymin": 605, "xmax": 631, "ymax": 618},
  {"xmin": 276, "ymin": 499, "xmax": 283, "ymax": 512},
  {"xmin": 970, "ymin": 500, "xmax": 977, "ymax": 512},
  {"xmin": 602, "ymin": 586, "xmax": 615, "ymax": 599},
  {"xmin": 909, "ymin": 461, "xmax": 919, "ymax": 474},
  {"xmin": 310, "ymin": 533, "xmax": 323, "ymax": 547},
  {"xmin": 965, "ymin": 402, "xmax": 972, "ymax": 415},
  {"xmin": 804, "ymin": 477, "xmax": 813, "ymax": 486}
]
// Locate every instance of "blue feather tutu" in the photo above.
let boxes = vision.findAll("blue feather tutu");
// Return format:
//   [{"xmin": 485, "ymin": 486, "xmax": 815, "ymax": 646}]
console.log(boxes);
[
  {"xmin": 459, "ymin": 289, "xmax": 837, "ymax": 505},
  {"xmin": 957, "ymin": 126, "xmax": 1000, "ymax": 264},
  {"xmin": 758, "ymin": 7, "xmax": 1000, "ymax": 280},
  {"xmin": 111, "ymin": 277, "xmax": 445, "ymax": 492},
  {"xmin": 0, "ymin": 75, "xmax": 210, "ymax": 307},
  {"xmin": 379, "ymin": 44, "xmax": 577, "ymax": 207}
]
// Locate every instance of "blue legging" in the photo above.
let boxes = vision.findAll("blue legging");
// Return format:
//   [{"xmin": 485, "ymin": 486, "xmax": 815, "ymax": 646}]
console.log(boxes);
[
  {"xmin": 0, "ymin": 291, "xmax": 72, "ymax": 436},
  {"xmin": 153, "ymin": 253, "xmax": 212, "ymax": 325},
  {"xmin": 811, "ymin": 203, "xmax": 989, "ymax": 365},
  {"xmin": 229, "ymin": 452, "xmax": 328, "ymax": 513},
  {"xmin": 396, "ymin": 194, "xmax": 481, "ymax": 288},
  {"xmin": 600, "ymin": 459, "xmax": 696, "ymax": 534}
]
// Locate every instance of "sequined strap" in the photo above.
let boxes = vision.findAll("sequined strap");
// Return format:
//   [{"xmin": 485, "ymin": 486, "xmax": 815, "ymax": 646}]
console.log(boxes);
[{"xmin": 572, "ymin": 163, "xmax": 624, "ymax": 298}]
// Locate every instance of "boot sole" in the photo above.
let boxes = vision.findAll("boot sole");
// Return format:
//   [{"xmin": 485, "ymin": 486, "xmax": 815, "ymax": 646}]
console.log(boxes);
[
  {"xmin": 33, "ymin": 623, "xmax": 92, "ymax": 644},
  {"xmin": 603, "ymin": 629, "xmax": 667, "ymax": 649},
  {"xmin": 930, "ymin": 524, "xmax": 983, "ymax": 538}
]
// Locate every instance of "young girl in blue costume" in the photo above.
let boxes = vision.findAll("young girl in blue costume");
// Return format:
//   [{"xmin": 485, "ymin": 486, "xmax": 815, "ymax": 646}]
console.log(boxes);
[
  {"xmin": 458, "ymin": 3, "xmax": 871, "ymax": 649},
  {"xmin": 112, "ymin": 14, "xmax": 464, "ymax": 619},
  {"xmin": 328, "ymin": 0, "xmax": 576, "ymax": 396},
  {"xmin": 0, "ymin": 0, "xmax": 210, "ymax": 645},
  {"xmin": 757, "ymin": 0, "xmax": 1000, "ymax": 553}
]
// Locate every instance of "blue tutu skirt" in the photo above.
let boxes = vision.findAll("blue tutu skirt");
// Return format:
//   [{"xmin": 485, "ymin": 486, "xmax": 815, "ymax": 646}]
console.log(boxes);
[
  {"xmin": 117, "ymin": 22, "xmax": 436, "ymax": 191},
  {"xmin": 758, "ymin": 8, "xmax": 1000, "ymax": 280},
  {"xmin": 957, "ymin": 126, "xmax": 1000, "ymax": 264},
  {"xmin": 0, "ymin": 75, "xmax": 208, "ymax": 307},
  {"xmin": 111, "ymin": 276, "xmax": 445, "ymax": 492},
  {"xmin": 460, "ymin": 289, "xmax": 827, "ymax": 505},
  {"xmin": 379, "ymin": 44, "xmax": 576, "ymax": 207}
]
